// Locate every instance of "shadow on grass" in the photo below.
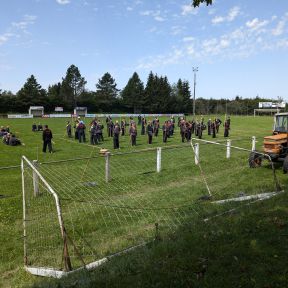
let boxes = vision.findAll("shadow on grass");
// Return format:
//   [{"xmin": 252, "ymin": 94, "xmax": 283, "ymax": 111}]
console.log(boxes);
[{"xmin": 30, "ymin": 192, "xmax": 288, "ymax": 288}]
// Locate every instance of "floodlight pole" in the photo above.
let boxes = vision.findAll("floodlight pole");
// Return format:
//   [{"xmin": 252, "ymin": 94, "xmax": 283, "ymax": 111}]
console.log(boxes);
[{"xmin": 193, "ymin": 67, "xmax": 198, "ymax": 116}]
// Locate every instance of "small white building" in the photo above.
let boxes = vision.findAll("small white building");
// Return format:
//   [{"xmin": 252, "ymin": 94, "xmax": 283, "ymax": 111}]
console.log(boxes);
[{"xmin": 29, "ymin": 106, "xmax": 44, "ymax": 117}]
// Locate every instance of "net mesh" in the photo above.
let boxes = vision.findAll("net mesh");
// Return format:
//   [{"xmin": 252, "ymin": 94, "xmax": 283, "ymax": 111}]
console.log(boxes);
[{"xmin": 22, "ymin": 140, "xmax": 281, "ymax": 271}]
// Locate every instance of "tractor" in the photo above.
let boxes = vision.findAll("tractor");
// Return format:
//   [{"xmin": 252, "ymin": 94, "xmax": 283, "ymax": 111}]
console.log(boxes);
[{"xmin": 249, "ymin": 112, "xmax": 288, "ymax": 173}]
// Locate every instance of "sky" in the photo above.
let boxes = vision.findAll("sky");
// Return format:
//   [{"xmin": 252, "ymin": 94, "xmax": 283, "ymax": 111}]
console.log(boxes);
[{"xmin": 0, "ymin": 0, "xmax": 288, "ymax": 101}]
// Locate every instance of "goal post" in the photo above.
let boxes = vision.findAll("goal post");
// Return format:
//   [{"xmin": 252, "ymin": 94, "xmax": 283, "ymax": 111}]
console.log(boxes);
[
  {"xmin": 28, "ymin": 106, "xmax": 44, "ymax": 117},
  {"xmin": 21, "ymin": 141, "xmax": 283, "ymax": 278},
  {"xmin": 22, "ymin": 156, "xmax": 72, "ymax": 274}
]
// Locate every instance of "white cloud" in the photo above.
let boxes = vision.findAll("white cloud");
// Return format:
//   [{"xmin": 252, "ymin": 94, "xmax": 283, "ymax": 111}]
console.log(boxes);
[
  {"xmin": 208, "ymin": 8, "xmax": 216, "ymax": 15},
  {"xmin": 0, "ymin": 33, "xmax": 13, "ymax": 46},
  {"xmin": 136, "ymin": 11, "xmax": 288, "ymax": 70},
  {"xmin": 171, "ymin": 25, "xmax": 185, "ymax": 36},
  {"xmin": 212, "ymin": 6, "xmax": 240, "ymax": 25},
  {"xmin": 227, "ymin": 6, "xmax": 240, "ymax": 22},
  {"xmin": 136, "ymin": 48, "xmax": 184, "ymax": 70},
  {"xmin": 246, "ymin": 18, "xmax": 269, "ymax": 31},
  {"xmin": 181, "ymin": 4, "xmax": 198, "ymax": 16},
  {"xmin": 12, "ymin": 15, "xmax": 37, "ymax": 30},
  {"xmin": 56, "ymin": 0, "xmax": 70, "ymax": 4},
  {"xmin": 182, "ymin": 36, "xmax": 195, "ymax": 42},
  {"xmin": 212, "ymin": 16, "xmax": 224, "ymax": 24},
  {"xmin": 140, "ymin": 10, "xmax": 166, "ymax": 22},
  {"xmin": 0, "ymin": 15, "xmax": 37, "ymax": 47},
  {"xmin": 126, "ymin": 6, "xmax": 133, "ymax": 11},
  {"xmin": 272, "ymin": 20, "xmax": 285, "ymax": 36},
  {"xmin": 277, "ymin": 39, "xmax": 288, "ymax": 48},
  {"xmin": 154, "ymin": 16, "xmax": 165, "ymax": 22},
  {"xmin": 140, "ymin": 10, "xmax": 153, "ymax": 16}
]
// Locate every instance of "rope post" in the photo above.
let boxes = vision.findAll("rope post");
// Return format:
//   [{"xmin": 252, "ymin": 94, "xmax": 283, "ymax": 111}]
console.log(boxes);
[
  {"xmin": 252, "ymin": 136, "xmax": 256, "ymax": 151},
  {"xmin": 226, "ymin": 139, "xmax": 231, "ymax": 159},
  {"xmin": 156, "ymin": 147, "xmax": 162, "ymax": 173},
  {"xmin": 32, "ymin": 160, "xmax": 39, "ymax": 197},
  {"xmin": 194, "ymin": 143, "xmax": 199, "ymax": 165},
  {"xmin": 105, "ymin": 152, "xmax": 111, "ymax": 183}
]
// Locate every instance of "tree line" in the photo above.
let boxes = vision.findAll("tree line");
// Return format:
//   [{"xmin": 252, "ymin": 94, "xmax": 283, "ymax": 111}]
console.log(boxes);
[{"xmin": 0, "ymin": 64, "xmax": 278, "ymax": 115}]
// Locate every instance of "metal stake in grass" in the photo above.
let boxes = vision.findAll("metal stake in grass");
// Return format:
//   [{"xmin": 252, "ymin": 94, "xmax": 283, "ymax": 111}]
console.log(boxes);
[{"xmin": 155, "ymin": 222, "xmax": 160, "ymax": 241}]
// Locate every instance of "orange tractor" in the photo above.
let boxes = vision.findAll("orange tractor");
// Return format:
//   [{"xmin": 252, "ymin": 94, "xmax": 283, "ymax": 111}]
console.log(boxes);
[{"xmin": 249, "ymin": 112, "xmax": 288, "ymax": 173}]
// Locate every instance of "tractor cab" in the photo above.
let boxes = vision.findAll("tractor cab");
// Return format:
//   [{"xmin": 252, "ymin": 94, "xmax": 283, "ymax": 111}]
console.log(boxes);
[
  {"xmin": 273, "ymin": 113, "xmax": 288, "ymax": 134},
  {"xmin": 263, "ymin": 113, "xmax": 288, "ymax": 160},
  {"xmin": 249, "ymin": 112, "xmax": 288, "ymax": 172}
]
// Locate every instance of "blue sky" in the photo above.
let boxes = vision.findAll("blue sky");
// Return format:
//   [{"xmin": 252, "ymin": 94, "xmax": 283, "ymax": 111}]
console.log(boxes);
[{"xmin": 0, "ymin": 0, "xmax": 288, "ymax": 100}]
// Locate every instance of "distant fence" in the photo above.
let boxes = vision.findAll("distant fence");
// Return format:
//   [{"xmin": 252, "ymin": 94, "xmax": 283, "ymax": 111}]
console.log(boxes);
[{"xmin": 4, "ymin": 113, "xmax": 185, "ymax": 119}]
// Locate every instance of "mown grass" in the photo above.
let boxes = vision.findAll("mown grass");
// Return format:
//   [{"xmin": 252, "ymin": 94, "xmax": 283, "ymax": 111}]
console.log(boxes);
[
  {"xmin": 30, "ymin": 192, "xmax": 288, "ymax": 288},
  {"xmin": 0, "ymin": 115, "xmax": 288, "ymax": 287}
]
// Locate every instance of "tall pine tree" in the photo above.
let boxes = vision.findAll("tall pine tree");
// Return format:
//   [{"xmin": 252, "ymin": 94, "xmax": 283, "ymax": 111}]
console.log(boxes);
[
  {"xmin": 60, "ymin": 65, "xmax": 87, "ymax": 109},
  {"xmin": 16, "ymin": 75, "xmax": 47, "ymax": 112},
  {"xmin": 95, "ymin": 72, "xmax": 119, "ymax": 112},
  {"xmin": 121, "ymin": 72, "xmax": 144, "ymax": 113}
]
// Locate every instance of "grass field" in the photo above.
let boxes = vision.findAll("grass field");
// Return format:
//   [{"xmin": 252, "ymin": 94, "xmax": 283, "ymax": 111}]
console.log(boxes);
[{"xmin": 1, "ymin": 115, "xmax": 288, "ymax": 287}]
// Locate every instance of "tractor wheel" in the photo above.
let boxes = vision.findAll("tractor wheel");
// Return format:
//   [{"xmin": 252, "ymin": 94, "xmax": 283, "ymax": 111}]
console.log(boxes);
[
  {"xmin": 248, "ymin": 152, "xmax": 262, "ymax": 168},
  {"xmin": 283, "ymin": 156, "xmax": 288, "ymax": 174}
]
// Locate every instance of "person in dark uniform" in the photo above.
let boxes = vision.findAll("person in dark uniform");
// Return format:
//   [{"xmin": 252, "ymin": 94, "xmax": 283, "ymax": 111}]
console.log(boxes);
[
  {"xmin": 212, "ymin": 119, "xmax": 217, "ymax": 138},
  {"xmin": 207, "ymin": 119, "xmax": 212, "ymax": 136},
  {"xmin": 191, "ymin": 119, "xmax": 195, "ymax": 135},
  {"xmin": 224, "ymin": 117, "xmax": 230, "ymax": 137},
  {"xmin": 66, "ymin": 121, "xmax": 72, "ymax": 137},
  {"xmin": 74, "ymin": 118, "xmax": 79, "ymax": 139},
  {"xmin": 154, "ymin": 118, "xmax": 159, "ymax": 137},
  {"xmin": 195, "ymin": 119, "xmax": 199, "ymax": 137},
  {"xmin": 141, "ymin": 117, "xmax": 146, "ymax": 135},
  {"xmin": 121, "ymin": 119, "xmax": 126, "ymax": 136},
  {"xmin": 9, "ymin": 134, "xmax": 21, "ymax": 146},
  {"xmin": 129, "ymin": 123, "xmax": 137, "ymax": 146},
  {"xmin": 32, "ymin": 123, "xmax": 37, "ymax": 132},
  {"xmin": 108, "ymin": 120, "xmax": 114, "ymax": 137},
  {"xmin": 227, "ymin": 116, "xmax": 231, "ymax": 127},
  {"xmin": 98, "ymin": 121, "xmax": 104, "ymax": 142},
  {"xmin": 146, "ymin": 121, "xmax": 154, "ymax": 144},
  {"xmin": 106, "ymin": 116, "xmax": 112, "ymax": 135},
  {"xmin": 197, "ymin": 121, "xmax": 202, "ymax": 139},
  {"xmin": 37, "ymin": 123, "xmax": 43, "ymax": 131},
  {"xmin": 180, "ymin": 119, "xmax": 186, "ymax": 143},
  {"xmin": 77, "ymin": 121, "xmax": 86, "ymax": 143},
  {"xmin": 42, "ymin": 125, "xmax": 53, "ymax": 153},
  {"xmin": 90, "ymin": 123, "xmax": 97, "ymax": 145},
  {"xmin": 162, "ymin": 121, "xmax": 168, "ymax": 143},
  {"xmin": 187, "ymin": 121, "xmax": 193, "ymax": 141},
  {"xmin": 113, "ymin": 121, "xmax": 120, "ymax": 149},
  {"xmin": 216, "ymin": 118, "xmax": 222, "ymax": 133}
]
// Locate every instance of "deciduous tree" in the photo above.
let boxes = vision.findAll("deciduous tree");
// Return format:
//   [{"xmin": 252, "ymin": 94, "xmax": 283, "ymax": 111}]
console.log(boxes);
[{"xmin": 192, "ymin": 0, "xmax": 213, "ymax": 8}]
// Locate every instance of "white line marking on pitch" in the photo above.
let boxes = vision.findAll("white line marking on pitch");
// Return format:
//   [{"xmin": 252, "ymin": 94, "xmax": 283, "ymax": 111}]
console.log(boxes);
[{"xmin": 59, "ymin": 137, "xmax": 103, "ymax": 149}]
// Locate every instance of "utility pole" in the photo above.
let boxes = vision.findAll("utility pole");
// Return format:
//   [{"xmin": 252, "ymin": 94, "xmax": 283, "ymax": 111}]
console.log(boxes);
[{"xmin": 193, "ymin": 67, "xmax": 198, "ymax": 116}]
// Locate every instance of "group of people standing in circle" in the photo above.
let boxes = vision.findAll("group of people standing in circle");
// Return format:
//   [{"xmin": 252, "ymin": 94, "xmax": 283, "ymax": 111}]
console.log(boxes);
[{"xmin": 65, "ymin": 115, "xmax": 231, "ymax": 150}]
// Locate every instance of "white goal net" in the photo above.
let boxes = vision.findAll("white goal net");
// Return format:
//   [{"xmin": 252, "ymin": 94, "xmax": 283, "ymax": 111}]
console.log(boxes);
[{"xmin": 21, "ymin": 141, "xmax": 282, "ymax": 277}]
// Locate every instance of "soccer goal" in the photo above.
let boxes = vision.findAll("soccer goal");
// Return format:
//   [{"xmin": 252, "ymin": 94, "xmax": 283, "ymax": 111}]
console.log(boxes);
[
  {"xmin": 28, "ymin": 106, "xmax": 44, "ymax": 117},
  {"xmin": 21, "ymin": 141, "xmax": 282, "ymax": 278},
  {"xmin": 74, "ymin": 107, "xmax": 87, "ymax": 117}
]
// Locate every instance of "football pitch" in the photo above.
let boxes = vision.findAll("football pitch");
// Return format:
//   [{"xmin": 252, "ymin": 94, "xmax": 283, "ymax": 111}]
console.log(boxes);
[{"xmin": 0, "ymin": 115, "xmax": 287, "ymax": 286}]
